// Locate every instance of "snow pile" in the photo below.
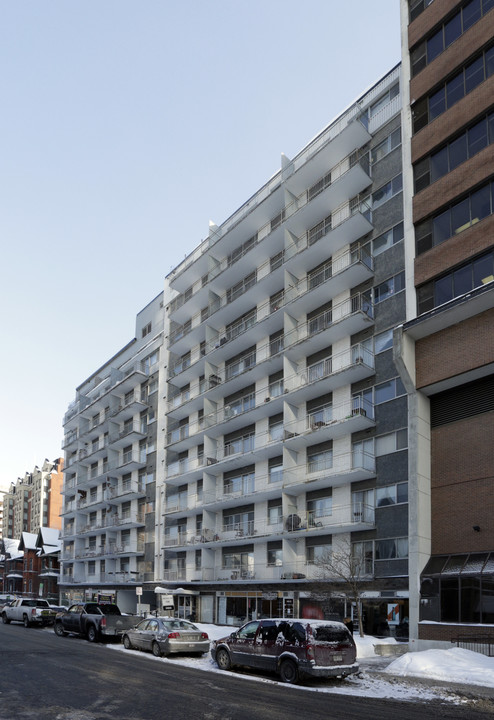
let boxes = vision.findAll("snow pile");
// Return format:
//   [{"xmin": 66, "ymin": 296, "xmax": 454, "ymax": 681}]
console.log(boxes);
[
  {"xmin": 385, "ymin": 647, "xmax": 494, "ymax": 689},
  {"xmin": 353, "ymin": 634, "xmax": 398, "ymax": 658}
]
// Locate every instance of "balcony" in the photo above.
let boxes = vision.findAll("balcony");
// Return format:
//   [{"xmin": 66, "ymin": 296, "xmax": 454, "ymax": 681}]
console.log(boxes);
[
  {"xmin": 107, "ymin": 481, "xmax": 146, "ymax": 502},
  {"xmin": 282, "ymin": 450, "xmax": 375, "ymax": 492},
  {"xmin": 110, "ymin": 391, "xmax": 147, "ymax": 421},
  {"xmin": 162, "ymin": 504, "xmax": 374, "ymax": 551},
  {"xmin": 109, "ymin": 422, "xmax": 146, "ymax": 448},
  {"xmin": 115, "ymin": 451, "xmax": 147, "ymax": 473},
  {"xmin": 166, "ymin": 455, "xmax": 205, "ymax": 481}
]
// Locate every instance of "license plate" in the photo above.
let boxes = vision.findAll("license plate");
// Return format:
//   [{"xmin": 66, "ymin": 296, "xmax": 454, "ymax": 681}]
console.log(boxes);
[
  {"xmin": 188, "ymin": 644, "xmax": 195, "ymax": 648},
  {"xmin": 333, "ymin": 654, "xmax": 343, "ymax": 662}
]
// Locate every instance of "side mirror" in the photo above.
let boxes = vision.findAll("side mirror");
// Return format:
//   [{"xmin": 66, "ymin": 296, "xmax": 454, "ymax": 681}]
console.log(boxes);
[{"xmin": 230, "ymin": 631, "xmax": 238, "ymax": 640}]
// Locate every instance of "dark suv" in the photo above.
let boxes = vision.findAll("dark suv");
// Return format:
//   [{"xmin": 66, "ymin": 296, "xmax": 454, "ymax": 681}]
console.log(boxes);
[{"xmin": 211, "ymin": 618, "xmax": 358, "ymax": 683}]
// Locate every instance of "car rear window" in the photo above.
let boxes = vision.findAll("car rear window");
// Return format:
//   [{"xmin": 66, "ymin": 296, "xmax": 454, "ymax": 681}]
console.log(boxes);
[{"xmin": 312, "ymin": 626, "xmax": 350, "ymax": 643}]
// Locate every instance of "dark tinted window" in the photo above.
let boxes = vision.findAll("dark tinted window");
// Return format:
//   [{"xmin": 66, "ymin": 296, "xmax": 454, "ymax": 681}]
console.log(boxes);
[{"xmin": 312, "ymin": 625, "xmax": 350, "ymax": 643}]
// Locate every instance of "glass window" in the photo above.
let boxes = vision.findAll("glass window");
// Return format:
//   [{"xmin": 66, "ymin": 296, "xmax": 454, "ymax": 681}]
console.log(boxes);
[
  {"xmin": 471, "ymin": 184, "xmax": 492, "ymax": 224},
  {"xmin": 468, "ymin": 118, "xmax": 488, "ymax": 157},
  {"xmin": 429, "ymin": 86, "xmax": 446, "ymax": 120},
  {"xmin": 451, "ymin": 197, "xmax": 471, "ymax": 234},
  {"xmin": 463, "ymin": 0, "xmax": 482, "ymax": 31},
  {"xmin": 427, "ymin": 28, "xmax": 443, "ymax": 62},
  {"xmin": 432, "ymin": 209, "xmax": 452, "ymax": 245},
  {"xmin": 486, "ymin": 45, "xmax": 494, "ymax": 77},
  {"xmin": 446, "ymin": 72, "xmax": 465, "ymax": 107},
  {"xmin": 465, "ymin": 56, "xmax": 484, "ymax": 93},
  {"xmin": 453, "ymin": 265, "xmax": 473, "ymax": 296},
  {"xmin": 375, "ymin": 380, "xmax": 394, "ymax": 404},
  {"xmin": 430, "ymin": 145, "xmax": 449, "ymax": 181},
  {"xmin": 435, "ymin": 275, "xmax": 454, "ymax": 305},
  {"xmin": 444, "ymin": 12, "xmax": 462, "ymax": 48},
  {"xmin": 448, "ymin": 134, "xmax": 468, "ymax": 172},
  {"xmin": 375, "ymin": 329, "xmax": 393, "ymax": 353},
  {"xmin": 473, "ymin": 253, "xmax": 494, "ymax": 286}
]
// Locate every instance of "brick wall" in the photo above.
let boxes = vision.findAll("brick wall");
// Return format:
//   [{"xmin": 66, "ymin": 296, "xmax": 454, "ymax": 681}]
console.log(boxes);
[
  {"xmin": 419, "ymin": 623, "xmax": 494, "ymax": 641},
  {"xmin": 431, "ymin": 412, "xmax": 494, "ymax": 555},
  {"xmin": 415, "ymin": 310, "xmax": 494, "ymax": 388}
]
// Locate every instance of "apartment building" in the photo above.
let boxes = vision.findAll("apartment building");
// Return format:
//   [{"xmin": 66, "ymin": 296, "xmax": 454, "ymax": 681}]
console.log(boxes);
[
  {"xmin": 1, "ymin": 459, "xmax": 62, "ymax": 539},
  {"xmin": 162, "ymin": 65, "xmax": 410, "ymax": 631},
  {"xmin": 60, "ymin": 293, "xmax": 165, "ymax": 610},
  {"xmin": 398, "ymin": 0, "xmax": 494, "ymax": 647}
]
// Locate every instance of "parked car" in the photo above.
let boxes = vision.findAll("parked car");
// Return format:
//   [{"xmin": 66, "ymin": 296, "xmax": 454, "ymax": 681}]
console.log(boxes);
[
  {"xmin": 122, "ymin": 617, "xmax": 210, "ymax": 657},
  {"xmin": 54, "ymin": 603, "xmax": 142, "ymax": 642},
  {"xmin": 211, "ymin": 618, "xmax": 359, "ymax": 684},
  {"xmin": 2, "ymin": 599, "xmax": 57, "ymax": 627}
]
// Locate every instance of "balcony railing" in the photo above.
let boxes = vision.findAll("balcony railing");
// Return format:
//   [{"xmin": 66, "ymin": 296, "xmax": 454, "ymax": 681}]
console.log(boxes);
[{"xmin": 162, "ymin": 505, "xmax": 374, "ymax": 549}]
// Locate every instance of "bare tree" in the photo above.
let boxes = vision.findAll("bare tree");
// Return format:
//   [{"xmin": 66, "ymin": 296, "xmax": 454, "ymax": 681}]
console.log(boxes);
[{"xmin": 313, "ymin": 539, "xmax": 369, "ymax": 637}]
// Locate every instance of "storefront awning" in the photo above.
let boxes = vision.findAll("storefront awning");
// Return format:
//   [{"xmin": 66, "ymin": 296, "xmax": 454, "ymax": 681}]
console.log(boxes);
[{"xmin": 154, "ymin": 586, "xmax": 199, "ymax": 596}]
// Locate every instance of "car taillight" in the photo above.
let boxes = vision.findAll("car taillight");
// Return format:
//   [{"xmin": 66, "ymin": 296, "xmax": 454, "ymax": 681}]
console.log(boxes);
[
  {"xmin": 31, "ymin": 609, "xmax": 36, "ymax": 617},
  {"xmin": 100, "ymin": 617, "xmax": 106, "ymax": 629},
  {"xmin": 168, "ymin": 632, "xmax": 180, "ymax": 638},
  {"xmin": 306, "ymin": 644, "xmax": 315, "ymax": 662},
  {"xmin": 201, "ymin": 633, "xmax": 209, "ymax": 640}
]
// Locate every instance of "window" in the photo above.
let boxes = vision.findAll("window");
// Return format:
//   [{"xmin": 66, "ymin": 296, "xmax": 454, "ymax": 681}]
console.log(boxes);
[
  {"xmin": 308, "ymin": 171, "xmax": 331, "ymax": 201},
  {"xmin": 270, "ymin": 209, "xmax": 285, "ymax": 231},
  {"xmin": 369, "ymin": 83, "xmax": 399, "ymax": 117},
  {"xmin": 375, "ymin": 429, "xmax": 408, "ymax": 456},
  {"xmin": 375, "ymin": 538, "xmax": 408, "ymax": 560},
  {"xmin": 414, "ymin": 111, "xmax": 494, "ymax": 193},
  {"xmin": 374, "ymin": 377, "xmax": 406, "ymax": 405},
  {"xmin": 269, "ymin": 457, "xmax": 283, "ymax": 484},
  {"xmin": 372, "ymin": 174, "xmax": 403, "ymax": 209},
  {"xmin": 88, "ymin": 561, "xmax": 96, "ymax": 575},
  {"xmin": 267, "ymin": 545, "xmax": 283, "ymax": 566},
  {"xmin": 224, "ymin": 469, "xmax": 255, "ymax": 496},
  {"xmin": 374, "ymin": 271, "xmax": 405, "ymax": 304},
  {"xmin": 227, "ymin": 235, "xmax": 256, "ymax": 267},
  {"xmin": 270, "ymin": 251, "xmax": 284, "ymax": 271},
  {"xmin": 413, "ymin": 44, "xmax": 494, "ymax": 133},
  {"xmin": 141, "ymin": 322, "xmax": 151, "ymax": 338},
  {"xmin": 269, "ymin": 415, "xmax": 284, "ymax": 442},
  {"xmin": 352, "ymin": 438, "xmax": 374, "ymax": 470},
  {"xmin": 372, "ymin": 222, "xmax": 404, "ymax": 256},
  {"xmin": 353, "ymin": 540, "xmax": 374, "ymax": 574},
  {"xmin": 141, "ymin": 350, "xmax": 159, "ymax": 373},
  {"xmin": 416, "ymin": 179, "xmax": 493, "ymax": 255},
  {"xmin": 371, "ymin": 128, "xmax": 401, "ymax": 163},
  {"xmin": 307, "ymin": 447, "xmax": 333, "ymax": 473},
  {"xmin": 376, "ymin": 482, "xmax": 408, "ymax": 506},
  {"xmin": 306, "ymin": 543, "xmax": 332, "ymax": 564},
  {"xmin": 352, "ymin": 489, "xmax": 375, "ymax": 523},
  {"xmin": 374, "ymin": 329, "xmax": 393, "ymax": 354},
  {"xmin": 267, "ymin": 504, "xmax": 282, "ymax": 525},
  {"xmin": 417, "ymin": 249, "xmax": 494, "ymax": 314},
  {"xmin": 225, "ymin": 347, "xmax": 256, "ymax": 380},
  {"xmin": 226, "ymin": 308, "xmax": 256, "ymax": 342},
  {"xmin": 307, "ymin": 496, "xmax": 332, "ymax": 524},
  {"xmin": 308, "ymin": 213, "xmax": 332, "ymax": 245}
]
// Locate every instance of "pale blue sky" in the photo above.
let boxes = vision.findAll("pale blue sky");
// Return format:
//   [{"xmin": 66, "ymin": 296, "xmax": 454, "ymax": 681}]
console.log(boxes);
[{"xmin": 0, "ymin": 1, "xmax": 401, "ymax": 488}]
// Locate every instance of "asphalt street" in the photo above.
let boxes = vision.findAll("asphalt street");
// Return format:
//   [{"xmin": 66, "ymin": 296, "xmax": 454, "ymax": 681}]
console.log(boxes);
[{"xmin": 0, "ymin": 623, "xmax": 492, "ymax": 720}]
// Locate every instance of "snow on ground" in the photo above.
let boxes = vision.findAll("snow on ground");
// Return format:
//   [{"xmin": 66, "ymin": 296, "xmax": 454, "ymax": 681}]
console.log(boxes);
[
  {"xmin": 102, "ymin": 622, "xmax": 494, "ymax": 704},
  {"xmin": 385, "ymin": 646, "xmax": 494, "ymax": 689}
]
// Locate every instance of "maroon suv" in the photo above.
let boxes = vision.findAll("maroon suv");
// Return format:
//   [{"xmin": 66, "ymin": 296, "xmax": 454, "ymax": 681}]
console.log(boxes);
[{"xmin": 211, "ymin": 618, "xmax": 359, "ymax": 683}]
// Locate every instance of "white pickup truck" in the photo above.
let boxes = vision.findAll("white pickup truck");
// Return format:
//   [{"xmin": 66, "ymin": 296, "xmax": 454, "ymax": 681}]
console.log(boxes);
[{"xmin": 2, "ymin": 598, "xmax": 57, "ymax": 627}]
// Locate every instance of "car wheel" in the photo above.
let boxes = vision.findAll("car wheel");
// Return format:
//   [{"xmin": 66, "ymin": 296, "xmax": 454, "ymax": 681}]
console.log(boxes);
[
  {"xmin": 215, "ymin": 647, "xmax": 232, "ymax": 671},
  {"xmin": 123, "ymin": 635, "xmax": 132, "ymax": 650},
  {"xmin": 279, "ymin": 659, "xmax": 299, "ymax": 684},
  {"xmin": 152, "ymin": 641, "xmax": 162, "ymax": 657},
  {"xmin": 23, "ymin": 615, "xmax": 30, "ymax": 628},
  {"xmin": 2, "ymin": 613, "xmax": 10, "ymax": 624},
  {"xmin": 54, "ymin": 622, "xmax": 67, "ymax": 637},
  {"xmin": 87, "ymin": 625, "xmax": 98, "ymax": 643}
]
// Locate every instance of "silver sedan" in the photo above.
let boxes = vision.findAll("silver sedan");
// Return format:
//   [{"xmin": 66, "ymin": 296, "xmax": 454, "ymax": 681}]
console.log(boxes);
[{"xmin": 122, "ymin": 617, "xmax": 210, "ymax": 657}]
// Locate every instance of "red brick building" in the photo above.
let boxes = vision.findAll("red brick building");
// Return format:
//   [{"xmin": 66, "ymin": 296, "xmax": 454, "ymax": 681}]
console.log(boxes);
[{"xmin": 398, "ymin": 0, "xmax": 494, "ymax": 647}]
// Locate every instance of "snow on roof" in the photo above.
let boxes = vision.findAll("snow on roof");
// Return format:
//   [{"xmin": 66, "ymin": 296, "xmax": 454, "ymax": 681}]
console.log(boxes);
[
  {"xmin": 41, "ymin": 545, "xmax": 60, "ymax": 556},
  {"xmin": 19, "ymin": 532, "xmax": 38, "ymax": 551},
  {"xmin": 3, "ymin": 538, "xmax": 23, "ymax": 559},
  {"xmin": 37, "ymin": 527, "xmax": 61, "ymax": 548}
]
